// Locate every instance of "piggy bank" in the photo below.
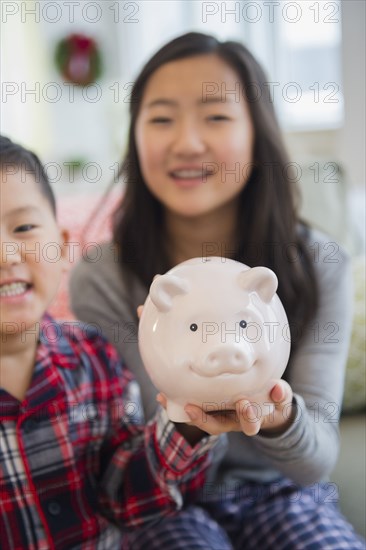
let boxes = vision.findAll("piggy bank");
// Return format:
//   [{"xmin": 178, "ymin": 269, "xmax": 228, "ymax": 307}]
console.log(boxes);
[{"xmin": 138, "ymin": 257, "xmax": 291, "ymax": 422}]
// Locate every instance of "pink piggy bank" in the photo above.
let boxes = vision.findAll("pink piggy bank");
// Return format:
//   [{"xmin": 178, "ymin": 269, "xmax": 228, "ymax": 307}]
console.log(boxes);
[{"xmin": 138, "ymin": 257, "xmax": 291, "ymax": 422}]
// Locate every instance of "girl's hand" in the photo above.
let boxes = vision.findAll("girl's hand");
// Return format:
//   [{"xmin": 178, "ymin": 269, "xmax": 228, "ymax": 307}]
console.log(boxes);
[
  {"xmin": 140, "ymin": 305, "xmax": 295, "ymax": 440},
  {"xmin": 182, "ymin": 380, "xmax": 295, "ymax": 437}
]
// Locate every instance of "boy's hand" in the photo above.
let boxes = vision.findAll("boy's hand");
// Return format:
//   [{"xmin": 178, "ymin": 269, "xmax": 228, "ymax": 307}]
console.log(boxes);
[{"xmin": 156, "ymin": 393, "xmax": 210, "ymax": 446}]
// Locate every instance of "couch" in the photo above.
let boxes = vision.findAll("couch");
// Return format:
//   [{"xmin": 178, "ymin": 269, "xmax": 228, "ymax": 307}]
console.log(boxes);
[
  {"xmin": 330, "ymin": 254, "xmax": 366, "ymax": 538},
  {"xmin": 298, "ymin": 162, "xmax": 366, "ymax": 538},
  {"xmin": 331, "ymin": 413, "xmax": 366, "ymax": 537}
]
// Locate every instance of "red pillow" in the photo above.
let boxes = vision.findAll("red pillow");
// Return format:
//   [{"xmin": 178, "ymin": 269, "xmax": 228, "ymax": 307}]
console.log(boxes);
[{"xmin": 48, "ymin": 188, "xmax": 121, "ymax": 320}]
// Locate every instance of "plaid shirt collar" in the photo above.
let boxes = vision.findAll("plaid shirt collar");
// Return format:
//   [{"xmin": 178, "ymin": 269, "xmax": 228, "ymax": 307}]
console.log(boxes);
[
  {"xmin": 0, "ymin": 314, "xmax": 79, "ymax": 419},
  {"xmin": 39, "ymin": 314, "xmax": 80, "ymax": 369}
]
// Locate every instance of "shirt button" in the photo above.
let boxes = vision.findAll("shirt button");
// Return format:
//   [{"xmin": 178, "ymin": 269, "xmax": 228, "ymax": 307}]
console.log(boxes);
[
  {"xmin": 47, "ymin": 501, "xmax": 61, "ymax": 516},
  {"xmin": 23, "ymin": 419, "xmax": 38, "ymax": 433}
]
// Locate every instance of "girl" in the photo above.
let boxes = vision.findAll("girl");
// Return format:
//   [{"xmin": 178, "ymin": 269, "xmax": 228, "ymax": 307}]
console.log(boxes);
[{"xmin": 70, "ymin": 33, "xmax": 364, "ymax": 549}]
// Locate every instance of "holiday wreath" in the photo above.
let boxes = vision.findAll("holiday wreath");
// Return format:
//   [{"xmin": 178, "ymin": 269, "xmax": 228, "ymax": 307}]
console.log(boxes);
[{"xmin": 54, "ymin": 33, "xmax": 102, "ymax": 86}]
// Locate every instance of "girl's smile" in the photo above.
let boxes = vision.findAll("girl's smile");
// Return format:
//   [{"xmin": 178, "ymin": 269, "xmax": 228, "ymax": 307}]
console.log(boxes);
[{"xmin": 169, "ymin": 164, "xmax": 216, "ymax": 189}]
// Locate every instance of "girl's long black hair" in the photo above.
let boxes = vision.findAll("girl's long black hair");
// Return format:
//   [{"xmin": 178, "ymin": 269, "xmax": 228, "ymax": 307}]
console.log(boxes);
[{"xmin": 112, "ymin": 32, "xmax": 318, "ymax": 353}]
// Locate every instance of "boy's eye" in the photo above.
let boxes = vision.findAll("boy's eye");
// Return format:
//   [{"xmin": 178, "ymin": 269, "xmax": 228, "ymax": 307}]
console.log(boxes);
[{"xmin": 14, "ymin": 224, "xmax": 36, "ymax": 233}]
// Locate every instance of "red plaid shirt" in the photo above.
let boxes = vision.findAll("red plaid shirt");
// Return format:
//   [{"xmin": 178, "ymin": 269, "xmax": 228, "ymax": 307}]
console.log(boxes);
[{"xmin": 0, "ymin": 316, "xmax": 218, "ymax": 549}]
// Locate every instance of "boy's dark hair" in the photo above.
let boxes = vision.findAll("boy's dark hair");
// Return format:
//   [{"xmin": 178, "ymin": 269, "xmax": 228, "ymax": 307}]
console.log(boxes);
[
  {"xmin": 112, "ymin": 32, "xmax": 319, "ymax": 355},
  {"xmin": 0, "ymin": 135, "xmax": 56, "ymax": 214}
]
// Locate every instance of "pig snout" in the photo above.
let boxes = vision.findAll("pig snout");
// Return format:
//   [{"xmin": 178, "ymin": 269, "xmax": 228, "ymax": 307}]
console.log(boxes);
[{"xmin": 192, "ymin": 345, "xmax": 255, "ymax": 377}]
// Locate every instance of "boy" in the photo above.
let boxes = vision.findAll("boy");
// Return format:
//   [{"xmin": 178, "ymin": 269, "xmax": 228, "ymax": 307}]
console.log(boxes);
[{"xmin": 0, "ymin": 136, "xmax": 218, "ymax": 549}]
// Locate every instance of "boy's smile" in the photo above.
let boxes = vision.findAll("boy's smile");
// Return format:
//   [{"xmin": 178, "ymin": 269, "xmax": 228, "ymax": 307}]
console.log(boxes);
[
  {"xmin": 0, "ymin": 171, "xmax": 68, "ymax": 336},
  {"xmin": 0, "ymin": 279, "xmax": 32, "ymax": 301}
]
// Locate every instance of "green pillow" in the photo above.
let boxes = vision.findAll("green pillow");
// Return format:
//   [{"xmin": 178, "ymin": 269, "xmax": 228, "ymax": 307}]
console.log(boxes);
[{"xmin": 342, "ymin": 256, "xmax": 366, "ymax": 413}]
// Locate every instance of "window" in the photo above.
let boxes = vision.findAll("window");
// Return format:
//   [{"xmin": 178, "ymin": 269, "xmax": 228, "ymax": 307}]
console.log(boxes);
[
  {"xmin": 274, "ymin": 0, "xmax": 343, "ymax": 130},
  {"xmin": 119, "ymin": 0, "xmax": 344, "ymax": 131}
]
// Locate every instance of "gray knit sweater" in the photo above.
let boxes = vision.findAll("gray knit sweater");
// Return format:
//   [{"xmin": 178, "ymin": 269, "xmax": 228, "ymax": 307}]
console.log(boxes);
[{"xmin": 70, "ymin": 229, "xmax": 352, "ymax": 487}]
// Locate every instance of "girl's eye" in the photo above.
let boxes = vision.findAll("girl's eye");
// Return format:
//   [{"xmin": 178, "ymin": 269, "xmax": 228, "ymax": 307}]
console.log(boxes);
[
  {"xmin": 239, "ymin": 320, "xmax": 247, "ymax": 329},
  {"xmin": 14, "ymin": 224, "xmax": 36, "ymax": 233},
  {"xmin": 149, "ymin": 117, "xmax": 172, "ymax": 124},
  {"xmin": 190, "ymin": 323, "xmax": 198, "ymax": 332},
  {"xmin": 208, "ymin": 115, "xmax": 230, "ymax": 121}
]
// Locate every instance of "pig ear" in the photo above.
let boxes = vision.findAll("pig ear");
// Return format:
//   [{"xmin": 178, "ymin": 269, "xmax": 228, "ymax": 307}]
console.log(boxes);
[
  {"xmin": 238, "ymin": 266, "xmax": 278, "ymax": 303},
  {"xmin": 150, "ymin": 274, "xmax": 189, "ymax": 312}
]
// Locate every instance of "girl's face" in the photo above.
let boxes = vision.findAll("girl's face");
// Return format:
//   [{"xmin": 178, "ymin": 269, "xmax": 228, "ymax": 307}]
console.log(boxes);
[{"xmin": 135, "ymin": 54, "xmax": 254, "ymax": 219}]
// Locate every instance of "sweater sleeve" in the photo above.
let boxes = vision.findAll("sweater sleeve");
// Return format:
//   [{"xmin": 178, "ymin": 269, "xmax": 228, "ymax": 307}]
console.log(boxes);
[{"xmin": 250, "ymin": 234, "xmax": 353, "ymax": 485}]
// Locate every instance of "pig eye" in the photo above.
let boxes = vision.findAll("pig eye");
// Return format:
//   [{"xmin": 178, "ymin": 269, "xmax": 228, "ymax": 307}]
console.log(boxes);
[
  {"xmin": 190, "ymin": 323, "xmax": 198, "ymax": 332},
  {"xmin": 239, "ymin": 320, "xmax": 247, "ymax": 329}
]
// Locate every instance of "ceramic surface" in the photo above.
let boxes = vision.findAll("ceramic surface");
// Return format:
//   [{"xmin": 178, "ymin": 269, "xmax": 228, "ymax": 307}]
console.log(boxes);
[{"xmin": 139, "ymin": 257, "xmax": 291, "ymax": 422}]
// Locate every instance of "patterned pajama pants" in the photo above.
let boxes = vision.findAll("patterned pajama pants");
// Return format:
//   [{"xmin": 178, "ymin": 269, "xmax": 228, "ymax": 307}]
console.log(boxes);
[{"xmin": 123, "ymin": 479, "xmax": 365, "ymax": 549}]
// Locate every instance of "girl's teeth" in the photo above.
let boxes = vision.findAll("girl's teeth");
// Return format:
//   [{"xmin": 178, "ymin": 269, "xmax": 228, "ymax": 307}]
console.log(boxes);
[
  {"xmin": 0, "ymin": 282, "xmax": 29, "ymax": 297},
  {"xmin": 173, "ymin": 170, "xmax": 206, "ymax": 178}
]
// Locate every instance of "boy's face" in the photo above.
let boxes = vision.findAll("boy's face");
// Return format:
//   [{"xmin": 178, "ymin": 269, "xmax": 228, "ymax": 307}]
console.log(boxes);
[{"xmin": 0, "ymin": 171, "xmax": 68, "ymax": 334}]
